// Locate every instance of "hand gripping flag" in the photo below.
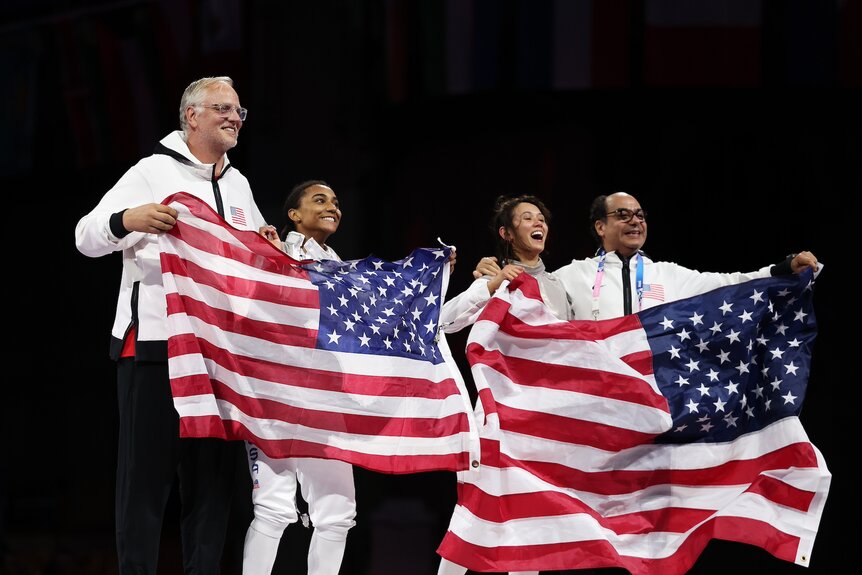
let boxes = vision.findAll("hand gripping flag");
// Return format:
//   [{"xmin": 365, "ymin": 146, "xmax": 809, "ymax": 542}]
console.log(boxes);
[
  {"xmin": 437, "ymin": 269, "xmax": 830, "ymax": 573},
  {"xmin": 159, "ymin": 192, "xmax": 477, "ymax": 474}
]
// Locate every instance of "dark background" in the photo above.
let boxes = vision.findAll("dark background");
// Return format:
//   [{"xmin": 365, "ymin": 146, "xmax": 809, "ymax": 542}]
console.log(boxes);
[{"xmin": 2, "ymin": 1, "xmax": 858, "ymax": 574}]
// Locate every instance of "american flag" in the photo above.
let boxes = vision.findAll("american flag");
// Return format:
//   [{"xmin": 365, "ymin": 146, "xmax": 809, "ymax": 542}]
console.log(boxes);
[
  {"xmin": 643, "ymin": 282, "xmax": 665, "ymax": 302},
  {"xmin": 437, "ymin": 270, "xmax": 830, "ymax": 574},
  {"xmin": 159, "ymin": 192, "xmax": 478, "ymax": 474},
  {"xmin": 230, "ymin": 205, "xmax": 246, "ymax": 226}
]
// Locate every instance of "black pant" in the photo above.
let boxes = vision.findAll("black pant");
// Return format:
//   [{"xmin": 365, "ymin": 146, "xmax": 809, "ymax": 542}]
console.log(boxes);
[{"xmin": 115, "ymin": 359, "xmax": 240, "ymax": 574}]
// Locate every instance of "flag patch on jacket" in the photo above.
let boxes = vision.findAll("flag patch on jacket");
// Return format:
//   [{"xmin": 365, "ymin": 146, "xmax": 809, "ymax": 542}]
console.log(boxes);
[
  {"xmin": 229, "ymin": 206, "xmax": 246, "ymax": 226},
  {"xmin": 643, "ymin": 283, "xmax": 665, "ymax": 301}
]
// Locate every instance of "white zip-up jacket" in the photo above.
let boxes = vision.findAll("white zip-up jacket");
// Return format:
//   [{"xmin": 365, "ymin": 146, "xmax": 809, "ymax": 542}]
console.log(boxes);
[
  {"xmin": 75, "ymin": 131, "xmax": 268, "ymax": 360},
  {"xmin": 553, "ymin": 251, "xmax": 775, "ymax": 321}
]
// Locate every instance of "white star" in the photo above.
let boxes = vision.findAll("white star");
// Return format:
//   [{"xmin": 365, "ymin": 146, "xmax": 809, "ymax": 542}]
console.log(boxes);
[
  {"xmin": 411, "ymin": 309, "xmax": 423, "ymax": 321},
  {"xmin": 689, "ymin": 312, "xmax": 704, "ymax": 326},
  {"xmin": 794, "ymin": 309, "xmax": 808, "ymax": 322},
  {"xmin": 723, "ymin": 413, "xmax": 738, "ymax": 427},
  {"xmin": 423, "ymin": 292, "xmax": 439, "ymax": 306},
  {"xmin": 351, "ymin": 311, "xmax": 362, "ymax": 322},
  {"xmin": 724, "ymin": 381, "xmax": 739, "ymax": 395},
  {"xmin": 769, "ymin": 347, "xmax": 784, "ymax": 359},
  {"xmin": 383, "ymin": 337, "xmax": 393, "ymax": 349},
  {"xmin": 719, "ymin": 301, "xmax": 733, "ymax": 315},
  {"xmin": 784, "ymin": 361, "xmax": 799, "ymax": 375},
  {"xmin": 700, "ymin": 420, "xmax": 715, "ymax": 433},
  {"xmin": 348, "ymin": 287, "xmax": 361, "ymax": 298},
  {"xmin": 750, "ymin": 289, "xmax": 764, "ymax": 304},
  {"xmin": 675, "ymin": 375, "xmax": 690, "ymax": 387},
  {"xmin": 356, "ymin": 275, "xmax": 370, "ymax": 285},
  {"xmin": 369, "ymin": 325, "xmax": 381, "ymax": 335},
  {"xmin": 432, "ymin": 249, "xmax": 445, "ymax": 259},
  {"xmin": 738, "ymin": 310, "xmax": 753, "ymax": 323},
  {"xmin": 668, "ymin": 346, "xmax": 681, "ymax": 359},
  {"xmin": 361, "ymin": 303, "xmax": 371, "ymax": 314},
  {"xmin": 709, "ymin": 321, "xmax": 723, "ymax": 335},
  {"xmin": 337, "ymin": 294, "xmax": 349, "ymax": 307},
  {"xmin": 726, "ymin": 329, "xmax": 741, "ymax": 344},
  {"xmin": 755, "ymin": 335, "xmax": 768, "ymax": 346},
  {"xmin": 782, "ymin": 390, "xmax": 798, "ymax": 405},
  {"xmin": 713, "ymin": 397, "xmax": 727, "ymax": 412},
  {"xmin": 752, "ymin": 384, "xmax": 764, "ymax": 398},
  {"xmin": 697, "ymin": 383, "xmax": 711, "ymax": 397},
  {"xmin": 327, "ymin": 304, "xmax": 339, "ymax": 316},
  {"xmin": 695, "ymin": 339, "xmax": 710, "ymax": 353},
  {"xmin": 424, "ymin": 320, "xmax": 437, "ymax": 334},
  {"xmin": 769, "ymin": 377, "xmax": 782, "ymax": 390},
  {"xmin": 383, "ymin": 276, "xmax": 396, "ymax": 286},
  {"xmin": 327, "ymin": 331, "xmax": 341, "ymax": 344},
  {"xmin": 343, "ymin": 319, "xmax": 356, "ymax": 332},
  {"xmin": 323, "ymin": 280, "xmax": 336, "ymax": 290},
  {"xmin": 734, "ymin": 360, "xmax": 750, "ymax": 375},
  {"xmin": 368, "ymin": 294, "xmax": 377, "ymax": 306},
  {"xmin": 403, "ymin": 340, "xmax": 412, "ymax": 352},
  {"xmin": 377, "ymin": 286, "xmax": 388, "ymax": 297},
  {"xmin": 358, "ymin": 333, "xmax": 371, "ymax": 347},
  {"xmin": 660, "ymin": 317, "xmax": 674, "ymax": 330},
  {"xmin": 686, "ymin": 399, "xmax": 700, "ymax": 413},
  {"xmin": 717, "ymin": 349, "xmax": 731, "ymax": 364},
  {"xmin": 402, "ymin": 257, "xmax": 414, "ymax": 268},
  {"xmin": 372, "ymin": 260, "xmax": 385, "ymax": 270},
  {"xmin": 686, "ymin": 359, "xmax": 700, "ymax": 372},
  {"xmin": 400, "ymin": 286, "xmax": 414, "ymax": 297},
  {"xmin": 764, "ymin": 398, "xmax": 772, "ymax": 411},
  {"xmin": 787, "ymin": 338, "xmax": 802, "ymax": 348},
  {"xmin": 774, "ymin": 323, "xmax": 789, "ymax": 335},
  {"xmin": 706, "ymin": 369, "xmax": 720, "ymax": 382},
  {"xmin": 677, "ymin": 328, "xmax": 691, "ymax": 342}
]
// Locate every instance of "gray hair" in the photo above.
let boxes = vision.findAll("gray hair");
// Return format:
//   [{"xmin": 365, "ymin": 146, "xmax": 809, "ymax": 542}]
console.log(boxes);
[{"xmin": 179, "ymin": 76, "xmax": 234, "ymax": 134}]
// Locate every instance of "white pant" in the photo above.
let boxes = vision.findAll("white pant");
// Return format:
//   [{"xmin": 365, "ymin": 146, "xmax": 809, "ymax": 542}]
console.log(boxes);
[{"xmin": 243, "ymin": 443, "xmax": 356, "ymax": 575}]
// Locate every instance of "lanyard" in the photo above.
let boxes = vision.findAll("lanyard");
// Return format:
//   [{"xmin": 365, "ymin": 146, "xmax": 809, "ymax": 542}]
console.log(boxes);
[{"xmin": 591, "ymin": 250, "xmax": 643, "ymax": 320}]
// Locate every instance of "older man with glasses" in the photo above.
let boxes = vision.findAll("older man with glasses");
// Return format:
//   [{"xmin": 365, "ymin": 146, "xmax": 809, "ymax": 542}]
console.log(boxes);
[
  {"xmin": 76, "ymin": 75, "xmax": 274, "ymax": 574},
  {"xmin": 551, "ymin": 191, "xmax": 818, "ymax": 321}
]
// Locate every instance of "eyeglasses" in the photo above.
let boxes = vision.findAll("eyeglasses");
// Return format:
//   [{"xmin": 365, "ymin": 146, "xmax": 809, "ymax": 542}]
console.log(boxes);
[
  {"xmin": 199, "ymin": 103, "xmax": 247, "ymax": 121},
  {"xmin": 606, "ymin": 208, "xmax": 647, "ymax": 222}
]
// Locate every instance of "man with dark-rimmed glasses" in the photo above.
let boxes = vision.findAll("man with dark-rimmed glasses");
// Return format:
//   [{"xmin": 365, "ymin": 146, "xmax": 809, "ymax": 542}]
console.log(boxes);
[
  {"xmin": 76, "ymin": 76, "xmax": 274, "ymax": 574},
  {"xmin": 552, "ymin": 191, "xmax": 818, "ymax": 320}
]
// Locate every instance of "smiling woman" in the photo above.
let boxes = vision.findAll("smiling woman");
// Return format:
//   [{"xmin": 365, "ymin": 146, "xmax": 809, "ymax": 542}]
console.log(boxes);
[{"xmin": 243, "ymin": 178, "xmax": 356, "ymax": 575}]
